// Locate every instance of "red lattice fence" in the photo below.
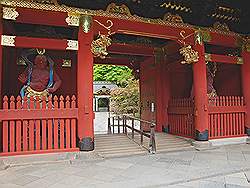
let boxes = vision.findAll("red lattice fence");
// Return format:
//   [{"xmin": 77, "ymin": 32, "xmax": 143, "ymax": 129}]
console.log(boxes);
[
  {"xmin": 0, "ymin": 95, "xmax": 78, "ymax": 156},
  {"xmin": 168, "ymin": 98, "xmax": 195, "ymax": 138},
  {"xmin": 208, "ymin": 96, "xmax": 246, "ymax": 139}
]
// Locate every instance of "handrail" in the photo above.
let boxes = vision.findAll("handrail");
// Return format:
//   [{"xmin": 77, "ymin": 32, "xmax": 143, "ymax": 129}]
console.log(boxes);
[{"xmin": 108, "ymin": 115, "xmax": 156, "ymax": 154}]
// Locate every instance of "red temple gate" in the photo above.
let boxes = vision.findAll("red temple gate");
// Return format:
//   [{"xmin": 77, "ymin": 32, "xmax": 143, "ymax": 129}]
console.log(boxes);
[{"xmin": 0, "ymin": 1, "xmax": 250, "ymax": 156}]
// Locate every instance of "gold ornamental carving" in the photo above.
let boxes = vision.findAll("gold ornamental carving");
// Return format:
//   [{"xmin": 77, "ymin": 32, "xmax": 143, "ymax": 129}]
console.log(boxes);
[
  {"xmin": 236, "ymin": 57, "xmax": 243, "ymax": 65},
  {"xmin": 246, "ymin": 43, "xmax": 250, "ymax": 52},
  {"xmin": 26, "ymin": 0, "xmax": 58, "ymax": 5},
  {"xmin": 91, "ymin": 34, "xmax": 112, "ymax": 59},
  {"xmin": 241, "ymin": 37, "xmax": 250, "ymax": 52},
  {"xmin": 205, "ymin": 53, "xmax": 212, "ymax": 61},
  {"xmin": 80, "ymin": 15, "xmax": 93, "ymax": 33},
  {"xmin": 179, "ymin": 45, "xmax": 199, "ymax": 64},
  {"xmin": 66, "ymin": 40, "xmax": 78, "ymax": 50},
  {"xmin": 201, "ymin": 30, "xmax": 211, "ymax": 42},
  {"xmin": 65, "ymin": 13, "xmax": 80, "ymax": 26},
  {"xmin": 213, "ymin": 22, "xmax": 230, "ymax": 32},
  {"xmin": 163, "ymin": 13, "xmax": 183, "ymax": 23},
  {"xmin": 3, "ymin": 7, "xmax": 19, "ymax": 20},
  {"xmin": 1, "ymin": 35, "xmax": 16, "ymax": 46},
  {"xmin": 91, "ymin": 19, "xmax": 114, "ymax": 59},
  {"xmin": 178, "ymin": 30, "xmax": 199, "ymax": 64},
  {"xmin": 62, "ymin": 59, "xmax": 72, "ymax": 67},
  {"xmin": 194, "ymin": 30, "xmax": 203, "ymax": 45},
  {"xmin": 106, "ymin": 3, "xmax": 131, "ymax": 16}
]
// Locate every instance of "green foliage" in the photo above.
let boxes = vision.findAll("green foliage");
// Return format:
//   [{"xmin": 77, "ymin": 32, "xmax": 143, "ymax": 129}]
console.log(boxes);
[
  {"xmin": 94, "ymin": 64, "xmax": 133, "ymax": 87},
  {"xmin": 110, "ymin": 79, "xmax": 139, "ymax": 116}
]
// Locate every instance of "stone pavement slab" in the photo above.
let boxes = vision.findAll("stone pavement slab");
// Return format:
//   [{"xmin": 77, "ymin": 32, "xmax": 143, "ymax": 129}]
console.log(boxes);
[{"xmin": 1, "ymin": 144, "xmax": 250, "ymax": 187}]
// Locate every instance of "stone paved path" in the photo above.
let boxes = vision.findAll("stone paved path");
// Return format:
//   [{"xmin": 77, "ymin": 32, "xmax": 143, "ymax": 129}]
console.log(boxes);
[
  {"xmin": 94, "ymin": 112, "xmax": 109, "ymax": 134},
  {"xmin": 1, "ymin": 144, "xmax": 250, "ymax": 187}
]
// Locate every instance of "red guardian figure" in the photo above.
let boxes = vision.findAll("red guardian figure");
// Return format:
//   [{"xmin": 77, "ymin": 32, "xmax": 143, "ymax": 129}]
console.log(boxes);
[{"xmin": 18, "ymin": 49, "xmax": 62, "ymax": 99}]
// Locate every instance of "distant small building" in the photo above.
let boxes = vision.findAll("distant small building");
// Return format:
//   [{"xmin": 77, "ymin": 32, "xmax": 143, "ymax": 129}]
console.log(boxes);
[{"xmin": 93, "ymin": 81, "xmax": 118, "ymax": 112}]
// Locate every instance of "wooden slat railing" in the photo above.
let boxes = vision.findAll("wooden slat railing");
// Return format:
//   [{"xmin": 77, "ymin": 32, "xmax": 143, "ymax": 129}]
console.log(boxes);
[
  {"xmin": 108, "ymin": 115, "xmax": 156, "ymax": 154},
  {"xmin": 208, "ymin": 96, "xmax": 246, "ymax": 139},
  {"xmin": 0, "ymin": 95, "xmax": 78, "ymax": 156},
  {"xmin": 168, "ymin": 98, "xmax": 195, "ymax": 138}
]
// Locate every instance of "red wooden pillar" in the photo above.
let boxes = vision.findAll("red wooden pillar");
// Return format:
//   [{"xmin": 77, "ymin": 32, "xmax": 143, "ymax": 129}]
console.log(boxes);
[
  {"xmin": 0, "ymin": 8, "xmax": 3, "ymax": 152},
  {"xmin": 162, "ymin": 67, "xmax": 171, "ymax": 132},
  {"xmin": 0, "ymin": 8, "xmax": 3, "ymax": 106},
  {"xmin": 155, "ymin": 62, "xmax": 163, "ymax": 132},
  {"xmin": 241, "ymin": 48, "xmax": 250, "ymax": 136},
  {"xmin": 77, "ymin": 16, "xmax": 94, "ymax": 151},
  {"xmin": 192, "ymin": 32, "xmax": 209, "ymax": 141}
]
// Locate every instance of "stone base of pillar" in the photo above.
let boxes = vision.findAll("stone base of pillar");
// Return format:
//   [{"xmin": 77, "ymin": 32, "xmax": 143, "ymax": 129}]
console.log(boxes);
[
  {"xmin": 192, "ymin": 140, "xmax": 212, "ymax": 151},
  {"xmin": 245, "ymin": 127, "xmax": 250, "ymax": 136},
  {"xmin": 79, "ymin": 137, "xmax": 94, "ymax": 151},
  {"xmin": 247, "ymin": 137, "xmax": 250, "ymax": 144},
  {"xmin": 162, "ymin": 125, "xmax": 169, "ymax": 133},
  {"xmin": 195, "ymin": 129, "xmax": 208, "ymax": 141}
]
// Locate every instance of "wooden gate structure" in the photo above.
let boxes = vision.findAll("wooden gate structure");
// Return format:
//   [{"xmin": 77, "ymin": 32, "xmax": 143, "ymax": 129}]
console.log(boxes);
[{"xmin": 0, "ymin": 1, "xmax": 250, "ymax": 156}]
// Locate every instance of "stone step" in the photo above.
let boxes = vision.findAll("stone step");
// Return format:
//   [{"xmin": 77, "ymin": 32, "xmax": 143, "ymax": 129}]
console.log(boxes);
[
  {"xmin": 94, "ymin": 133, "xmax": 193, "ymax": 158},
  {"xmin": 95, "ymin": 144, "xmax": 141, "ymax": 150}
]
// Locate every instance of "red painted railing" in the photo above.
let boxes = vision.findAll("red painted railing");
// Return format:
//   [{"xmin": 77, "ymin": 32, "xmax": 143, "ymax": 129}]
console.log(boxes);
[
  {"xmin": 0, "ymin": 95, "xmax": 78, "ymax": 156},
  {"xmin": 208, "ymin": 96, "xmax": 246, "ymax": 139},
  {"xmin": 168, "ymin": 98, "xmax": 195, "ymax": 138}
]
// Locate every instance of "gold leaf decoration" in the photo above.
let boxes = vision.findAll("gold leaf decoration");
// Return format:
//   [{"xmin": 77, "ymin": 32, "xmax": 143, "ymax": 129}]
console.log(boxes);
[
  {"xmin": 179, "ymin": 45, "xmax": 199, "ymax": 64},
  {"xmin": 106, "ymin": 3, "xmax": 131, "ymax": 16},
  {"xmin": 91, "ymin": 35, "xmax": 112, "ymax": 59},
  {"xmin": 163, "ymin": 13, "xmax": 183, "ymax": 23}
]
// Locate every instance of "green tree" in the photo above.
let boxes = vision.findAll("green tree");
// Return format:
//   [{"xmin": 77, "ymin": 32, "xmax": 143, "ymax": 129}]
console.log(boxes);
[
  {"xmin": 110, "ymin": 79, "xmax": 139, "ymax": 116},
  {"xmin": 94, "ymin": 64, "xmax": 133, "ymax": 87}
]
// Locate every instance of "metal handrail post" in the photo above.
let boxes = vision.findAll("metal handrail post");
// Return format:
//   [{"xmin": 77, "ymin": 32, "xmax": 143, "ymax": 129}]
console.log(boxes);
[
  {"xmin": 149, "ymin": 122, "xmax": 156, "ymax": 154},
  {"xmin": 132, "ymin": 119, "xmax": 134, "ymax": 139}
]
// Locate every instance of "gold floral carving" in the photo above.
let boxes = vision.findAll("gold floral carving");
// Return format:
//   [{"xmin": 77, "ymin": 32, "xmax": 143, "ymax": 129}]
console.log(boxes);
[
  {"xmin": 81, "ymin": 15, "xmax": 93, "ymax": 33},
  {"xmin": 163, "ymin": 13, "xmax": 183, "ymax": 23},
  {"xmin": 91, "ymin": 19, "xmax": 114, "ymax": 59},
  {"xmin": 207, "ymin": 90, "xmax": 217, "ymax": 98},
  {"xmin": 205, "ymin": 53, "xmax": 212, "ymax": 61},
  {"xmin": 65, "ymin": 13, "xmax": 80, "ymax": 26},
  {"xmin": 66, "ymin": 40, "xmax": 78, "ymax": 50},
  {"xmin": 241, "ymin": 37, "xmax": 250, "ymax": 52},
  {"xmin": 179, "ymin": 45, "xmax": 199, "ymax": 64},
  {"xmin": 106, "ymin": 3, "xmax": 131, "ymax": 16},
  {"xmin": 194, "ymin": 30, "xmax": 202, "ymax": 45},
  {"xmin": 3, "ymin": 7, "xmax": 19, "ymax": 20},
  {"xmin": 213, "ymin": 22, "xmax": 230, "ymax": 32},
  {"xmin": 1, "ymin": 35, "xmax": 16, "ymax": 46},
  {"xmin": 62, "ymin": 59, "xmax": 72, "ymax": 67},
  {"xmin": 201, "ymin": 30, "xmax": 211, "ymax": 42},
  {"xmin": 91, "ymin": 34, "xmax": 112, "ymax": 59},
  {"xmin": 26, "ymin": 0, "xmax": 58, "ymax": 5},
  {"xmin": 236, "ymin": 57, "xmax": 243, "ymax": 65},
  {"xmin": 246, "ymin": 43, "xmax": 250, "ymax": 52}
]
